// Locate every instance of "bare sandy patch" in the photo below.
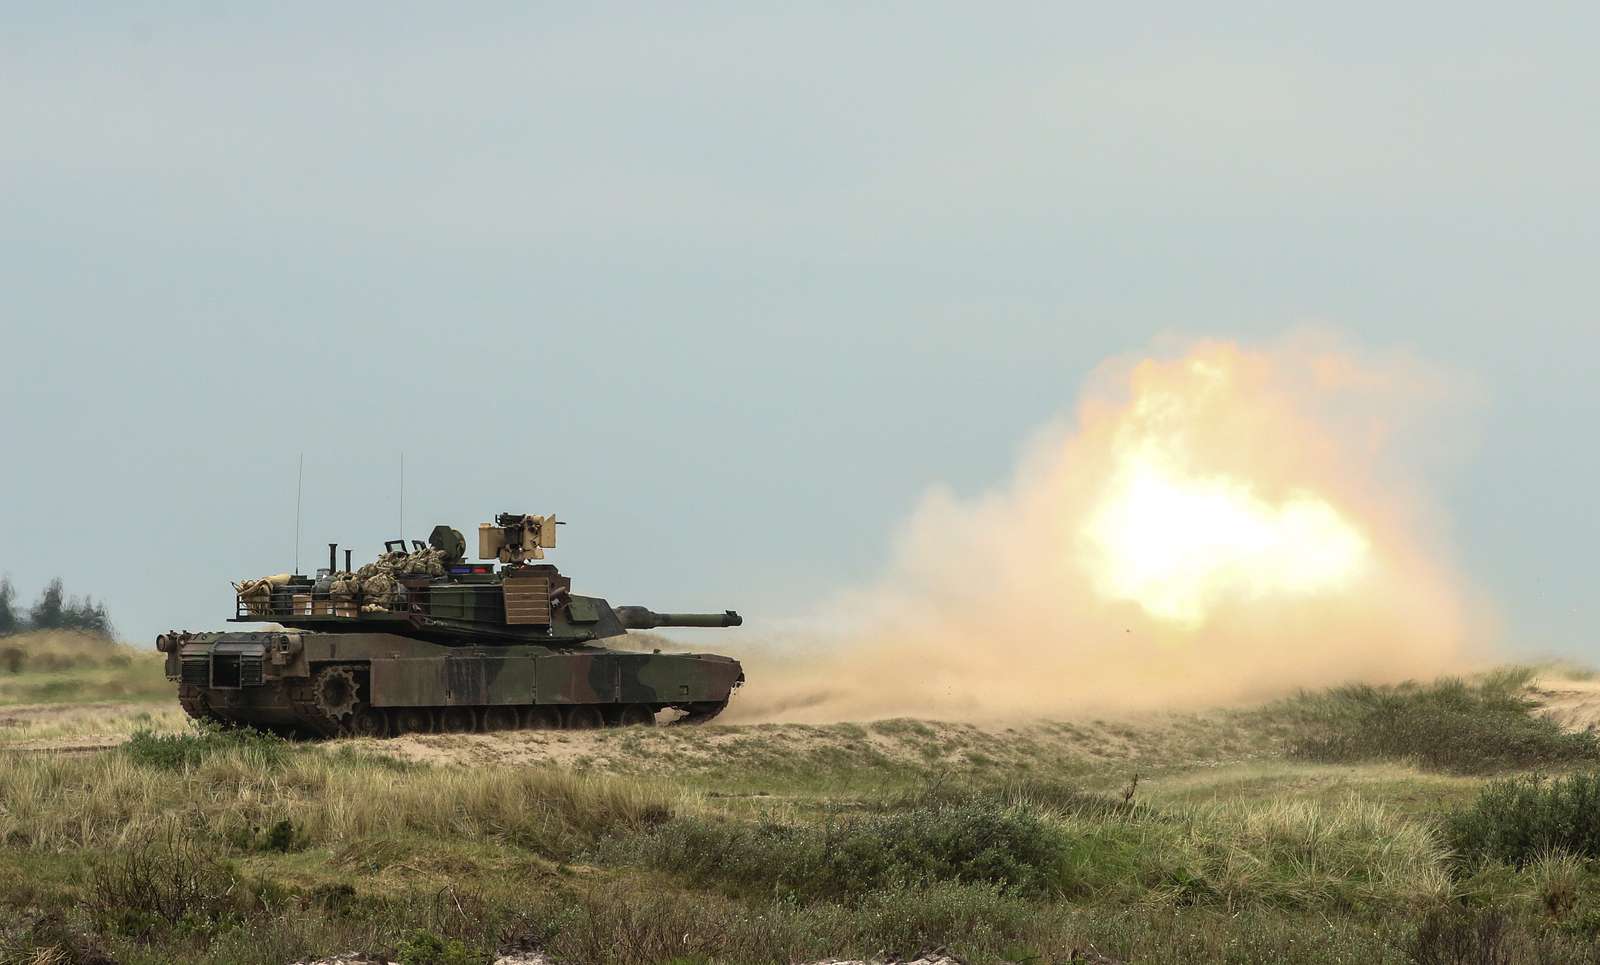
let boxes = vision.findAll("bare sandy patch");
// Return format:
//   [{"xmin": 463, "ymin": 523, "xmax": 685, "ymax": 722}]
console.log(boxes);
[{"xmin": 1532, "ymin": 675, "xmax": 1600, "ymax": 734}]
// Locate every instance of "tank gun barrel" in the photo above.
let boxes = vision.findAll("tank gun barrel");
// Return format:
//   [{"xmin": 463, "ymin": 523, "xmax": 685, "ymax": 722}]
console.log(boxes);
[{"xmin": 615, "ymin": 607, "xmax": 743, "ymax": 630}]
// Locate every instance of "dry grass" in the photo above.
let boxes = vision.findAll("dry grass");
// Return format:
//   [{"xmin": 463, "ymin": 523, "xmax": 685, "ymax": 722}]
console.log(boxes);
[
  {"xmin": 0, "ymin": 739, "xmax": 685, "ymax": 856},
  {"xmin": 1161, "ymin": 796, "xmax": 1455, "ymax": 909},
  {"xmin": 0, "ymin": 702, "xmax": 187, "ymax": 749},
  {"xmin": 0, "ymin": 631, "xmax": 168, "ymax": 706},
  {"xmin": 3, "ymin": 666, "xmax": 1600, "ymax": 963}
]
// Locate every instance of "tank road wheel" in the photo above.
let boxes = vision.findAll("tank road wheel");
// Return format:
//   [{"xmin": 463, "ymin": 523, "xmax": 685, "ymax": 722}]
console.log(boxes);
[
  {"xmin": 616, "ymin": 704, "xmax": 657, "ymax": 727},
  {"xmin": 521, "ymin": 706, "xmax": 562, "ymax": 730},
  {"xmin": 481, "ymin": 706, "xmax": 518, "ymax": 732},
  {"xmin": 438, "ymin": 707, "xmax": 478, "ymax": 734},
  {"xmin": 348, "ymin": 707, "xmax": 388, "ymax": 739},
  {"xmin": 562, "ymin": 705, "xmax": 604, "ymax": 730},
  {"xmin": 312, "ymin": 666, "xmax": 361, "ymax": 724},
  {"xmin": 391, "ymin": 708, "xmax": 433, "ymax": 735}
]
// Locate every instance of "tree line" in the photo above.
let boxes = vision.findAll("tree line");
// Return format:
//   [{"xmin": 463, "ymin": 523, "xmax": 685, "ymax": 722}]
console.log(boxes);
[{"xmin": 0, "ymin": 577, "xmax": 114, "ymax": 638}]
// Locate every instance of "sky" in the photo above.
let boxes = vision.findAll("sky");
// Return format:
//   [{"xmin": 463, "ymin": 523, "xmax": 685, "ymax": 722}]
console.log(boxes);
[{"xmin": 1, "ymin": 3, "xmax": 1596, "ymax": 658}]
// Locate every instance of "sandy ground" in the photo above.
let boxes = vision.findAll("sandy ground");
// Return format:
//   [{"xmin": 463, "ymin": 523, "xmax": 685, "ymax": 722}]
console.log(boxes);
[
  {"xmin": 6, "ymin": 677, "xmax": 1600, "ymax": 761},
  {"xmin": 339, "ymin": 711, "xmax": 1238, "ymax": 774},
  {"xmin": 358, "ymin": 722, "xmax": 966, "ymax": 771},
  {"xmin": 1530, "ymin": 676, "xmax": 1600, "ymax": 734},
  {"xmin": 0, "ymin": 697, "xmax": 1223, "ymax": 773}
]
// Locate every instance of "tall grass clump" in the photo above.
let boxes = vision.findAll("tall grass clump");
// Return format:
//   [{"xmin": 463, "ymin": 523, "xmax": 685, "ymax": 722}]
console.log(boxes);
[
  {"xmin": 0, "ymin": 745, "xmax": 677, "ymax": 856},
  {"xmin": 886, "ymin": 776, "xmax": 1143, "ymax": 820},
  {"xmin": 1160, "ymin": 797, "xmax": 1454, "ymax": 911},
  {"xmin": 1448, "ymin": 771, "xmax": 1600, "ymax": 866},
  {"xmin": 1284, "ymin": 671, "xmax": 1599, "ymax": 774},
  {"xmin": 611, "ymin": 788, "xmax": 1456, "ymax": 914},
  {"xmin": 123, "ymin": 723, "xmax": 291, "ymax": 771},
  {"xmin": 607, "ymin": 802, "xmax": 1071, "ymax": 900}
]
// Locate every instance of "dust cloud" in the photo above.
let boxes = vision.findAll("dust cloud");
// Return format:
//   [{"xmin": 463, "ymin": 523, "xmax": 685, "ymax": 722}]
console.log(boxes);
[{"xmin": 727, "ymin": 333, "xmax": 1489, "ymax": 723}]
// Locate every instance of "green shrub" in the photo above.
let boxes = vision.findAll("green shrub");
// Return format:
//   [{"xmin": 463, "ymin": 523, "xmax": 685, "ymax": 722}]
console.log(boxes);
[
  {"xmin": 1449, "ymin": 772, "xmax": 1600, "ymax": 866},
  {"xmin": 88, "ymin": 829, "xmax": 263, "ymax": 940},
  {"xmin": 123, "ymin": 724, "xmax": 290, "ymax": 771},
  {"xmin": 1286, "ymin": 674, "xmax": 1599, "ymax": 774},
  {"xmin": 1404, "ymin": 906, "xmax": 1600, "ymax": 965},
  {"xmin": 854, "ymin": 881, "xmax": 1035, "ymax": 952},
  {"xmin": 398, "ymin": 928, "xmax": 475, "ymax": 965},
  {"xmin": 605, "ymin": 802, "xmax": 1070, "ymax": 900},
  {"xmin": 227, "ymin": 817, "xmax": 306, "ymax": 853}
]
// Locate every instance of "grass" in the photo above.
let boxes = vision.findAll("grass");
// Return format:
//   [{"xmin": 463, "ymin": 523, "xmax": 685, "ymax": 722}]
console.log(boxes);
[
  {"xmin": 603, "ymin": 802, "xmax": 1073, "ymax": 900},
  {"xmin": 0, "ymin": 630, "xmax": 169, "ymax": 706},
  {"xmin": 122, "ymin": 723, "xmax": 293, "ymax": 771},
  {"xmin": 0, "ymin": 733, "xmax": 678, "ymax": 855},
  {"xmin": 5, "ymin": 645, "xmax": 1600, "ymax": 963},
  {"xmin": 1280, "ymin": 670, "xmax": 1600, "ymax": 774},
  {"xmin": 0, "ymin": 703, "xmax": 189, "ymax": 749}
]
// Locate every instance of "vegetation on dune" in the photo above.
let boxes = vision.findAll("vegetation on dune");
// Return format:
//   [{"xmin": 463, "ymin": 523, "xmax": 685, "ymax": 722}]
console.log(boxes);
[
  {"xmin": 5, "ymin": 668, "xmax": 1600, "ymax": 963},
  {"xmin": 0, "ymin": 578, "xmax": 135, "ymax": 704},
  {"xmin": 0, "ymin": 629, "xmax": 167, "ymax": 706},
  {"xmin": 605, "ymin": 802, "xmax": 1072, "ymax": 900},
  {"xmin": 1449, "ymin": 771, "xmax": 1600, "ymax": 867},
  {"xmin": 123, "ymin": 723, "xmax": 293, "ymax": 772},
  {"xmin": 1281, "ymin": 670, "xmax": 1600, "ymax": 774},
  {"xmin": 1, "ymin": 729, "xmax": 674, "ymax": 856}
]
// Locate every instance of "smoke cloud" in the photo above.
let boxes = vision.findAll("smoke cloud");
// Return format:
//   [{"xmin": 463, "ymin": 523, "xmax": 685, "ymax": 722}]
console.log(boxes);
[{"xmin": 728, "ymin": 333, "xmax": 1487, "ymax": 723}]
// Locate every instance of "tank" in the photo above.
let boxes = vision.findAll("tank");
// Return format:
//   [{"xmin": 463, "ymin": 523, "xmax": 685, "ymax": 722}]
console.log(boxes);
[{"xmin": 159, "ymin": 513, "xmax": 744, "ymax": 737}]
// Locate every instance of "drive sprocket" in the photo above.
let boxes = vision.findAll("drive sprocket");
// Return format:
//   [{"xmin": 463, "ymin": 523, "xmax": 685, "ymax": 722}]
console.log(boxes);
[{"xmin": 311, "ymin": 666, "xmax": 361, "ymax": 721}]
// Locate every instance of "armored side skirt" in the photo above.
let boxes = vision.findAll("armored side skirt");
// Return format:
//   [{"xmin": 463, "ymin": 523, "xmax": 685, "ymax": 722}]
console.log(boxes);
[{"xmin": 169, "ymin": 631, "xmax": 742, "ymax": 736}]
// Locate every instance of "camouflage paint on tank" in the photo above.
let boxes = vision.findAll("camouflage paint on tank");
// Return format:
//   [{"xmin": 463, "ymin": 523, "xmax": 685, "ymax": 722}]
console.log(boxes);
[
  {"xmin": 163, "ymin": 518, "xmax": 744, "ymax": 736},
  {"xmin": 164, "ymin": 632, "xmax": 739, "ymax": 708}
]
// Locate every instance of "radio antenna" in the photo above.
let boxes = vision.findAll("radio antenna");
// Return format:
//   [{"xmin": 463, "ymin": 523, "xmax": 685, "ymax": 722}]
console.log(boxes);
[
  {"xmin": 294, "ymin": 452, "xmax": 304, "ymax": 574},
  {"xmin": 399, "ymin": 452, "xmax": 405, "ymax": 538}
]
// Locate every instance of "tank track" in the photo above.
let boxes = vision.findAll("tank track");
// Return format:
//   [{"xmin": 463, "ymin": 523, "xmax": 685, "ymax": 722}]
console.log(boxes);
[
  {"xmin": 177, "ymin": 683, "xmax": 227, "ymax": 726},
  {"xmin": 271, "ymin": 697, "xmax": 729, "ymax": 738},
  {"xmin": 191, "ymin": 664, "xmax": 728, "ymax": 738},
  {"xmin": 286, "ymin": 678, "xmax": 341, "ymax": 738},
  {"xmin": 182, "ymin": 684, "xmax": 727, "ymax": 738}
]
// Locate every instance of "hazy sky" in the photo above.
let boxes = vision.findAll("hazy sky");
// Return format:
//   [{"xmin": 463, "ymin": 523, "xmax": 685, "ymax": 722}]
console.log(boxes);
[{"xmin": 2, "ymin": 3, "xmax": 1596, "ymax": 657}]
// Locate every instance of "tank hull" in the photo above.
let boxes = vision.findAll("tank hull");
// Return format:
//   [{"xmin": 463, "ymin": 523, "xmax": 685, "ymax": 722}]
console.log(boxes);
[{"xmin": 167, "ymin": 630, "xmax": 742, "ymax": 737}]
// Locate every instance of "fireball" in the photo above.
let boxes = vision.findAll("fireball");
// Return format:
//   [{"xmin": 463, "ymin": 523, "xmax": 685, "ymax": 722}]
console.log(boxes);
[
  {"xmin": 1079, "ymin": 354, "xmax": 1371, "ymax": 626},
  {"xmin": 729, "ymin": 336, "xmax": 1468, "ymax": 724}
]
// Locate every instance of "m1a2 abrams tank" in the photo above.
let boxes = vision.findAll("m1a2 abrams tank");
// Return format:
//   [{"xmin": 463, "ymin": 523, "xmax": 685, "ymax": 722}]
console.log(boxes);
[{"xmin": 158, "ymin": 513, "xmax": 743, "ymax": 737}]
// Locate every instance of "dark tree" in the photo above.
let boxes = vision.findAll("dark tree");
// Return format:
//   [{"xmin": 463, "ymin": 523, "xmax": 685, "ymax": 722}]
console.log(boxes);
[
  {"xmin": 29, "ymin": 579, "xmax": 64, "ymax": 630},
  {"xmin": 87, "ymin": 600, "xmax": 113, "ymax": 638},
  {"xmin": 0, "ymin": 578, "xmax": 16, "ymax": 636},
  {"xmin": 61, "ymin": 594, "xmax": 113, "ymax": 639}
]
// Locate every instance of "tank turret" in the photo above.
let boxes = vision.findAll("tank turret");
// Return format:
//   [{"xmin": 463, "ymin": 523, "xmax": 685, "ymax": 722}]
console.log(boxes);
[{"xmin": 162, "ymin": 511, "xmax": 744, "ymax": 737}]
